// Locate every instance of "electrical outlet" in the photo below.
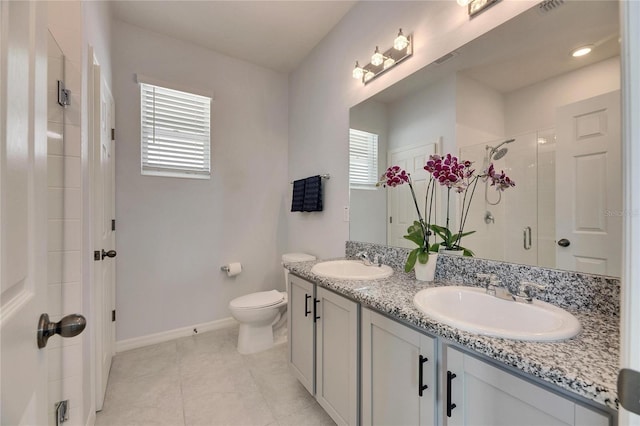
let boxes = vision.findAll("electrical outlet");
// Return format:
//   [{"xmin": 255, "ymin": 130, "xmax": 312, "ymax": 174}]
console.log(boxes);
[{"xmin": 343, "ymin": 206, "xmax": 350, "ymax": 222}]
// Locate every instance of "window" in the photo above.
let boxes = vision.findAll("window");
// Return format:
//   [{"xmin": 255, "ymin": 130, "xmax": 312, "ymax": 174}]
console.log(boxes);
[
  {"xmin": 140, "ymin": 82, "xmax": 211, "ymax": 179},
  {"xmin": 349, "ymin": 129, "xmax": 379, "ymax": 189}
]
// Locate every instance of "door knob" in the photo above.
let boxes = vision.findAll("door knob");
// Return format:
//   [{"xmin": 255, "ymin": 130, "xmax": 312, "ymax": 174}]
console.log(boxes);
[
  {"xmin": 102, "ymin": 249, "xmax": 117, "ymax": 259},
  {"xmin": 37, "ymin": 313, "xmax": 86, "ymax": 349},
  {"xmin": 557, "ymin": 238, "xmax": 571, "ymax": 247}
]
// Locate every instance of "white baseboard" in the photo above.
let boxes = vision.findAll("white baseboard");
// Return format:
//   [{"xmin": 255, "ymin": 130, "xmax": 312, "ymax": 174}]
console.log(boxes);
[{"xmin": 115, "ymin": 317, "xmax": 238, "ymax": 353}]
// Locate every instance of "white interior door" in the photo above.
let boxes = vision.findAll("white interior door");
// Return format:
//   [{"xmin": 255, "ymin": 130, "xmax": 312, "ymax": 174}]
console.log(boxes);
[
  {"xmin": 387, "ymin": 142, "xmax": 439, "ymax": 249},
  {"xmin": 0, "ymin": 1, "xmax": 49, "ymax": 424},
  {"xmin": 94, "ymin": 63, "xmax": 116, "ymax": 411},
  {"xmin": 556, "ymin": 91, "xmax": 621, "ymax": 276}
]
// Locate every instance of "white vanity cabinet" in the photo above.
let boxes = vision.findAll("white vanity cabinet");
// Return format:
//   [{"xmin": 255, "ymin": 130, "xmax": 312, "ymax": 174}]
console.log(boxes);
[
  {"xmin": 287, "ymin": 276, "xmax": 359, "ymax": 426},
  {"xmin": 288, "ymin": 275, "xmax": 315, "ymax": 394},
  {"xmin": 361, "ymin": 308, "xmax": 437, "ymax": 426},
  {"xmin": 444, "ymin": 346, "xmax": 612, "ymax": 426}
]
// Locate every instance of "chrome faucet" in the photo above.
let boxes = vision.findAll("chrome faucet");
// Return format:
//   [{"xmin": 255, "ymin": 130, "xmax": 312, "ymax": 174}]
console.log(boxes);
[
  {"xmin": 373, "ymin": 254, "xmax": 383, "ymax": 267},
  {"xmin": 476, "ymin": 273, "xmax": 498, "ymax": 296},
  {"xmin": 477, "ymin": 273, "xmax": 524, "ymax": 302},
  {"xmin": 513, "ymin": 281, "xmax": 546, "ymax": 304},
  {"xmin": 356, "ymin": 251, "xmax": 373, "ymax": 266}
]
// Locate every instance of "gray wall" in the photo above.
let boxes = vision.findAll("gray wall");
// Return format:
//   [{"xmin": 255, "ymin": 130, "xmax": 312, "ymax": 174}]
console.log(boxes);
[
  {"xmin": 287, "ymin": 0, "xmax": 535, "ymax": 258},
  {"xmin": 113, "ymin": 20, "xmax": 289, "ymax": 341}
]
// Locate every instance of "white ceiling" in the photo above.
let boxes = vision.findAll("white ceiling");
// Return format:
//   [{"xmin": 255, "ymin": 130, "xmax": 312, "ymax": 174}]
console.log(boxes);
[{"xmin": 111, "ymin": 0, "xmax": 357, "ymax": 73}]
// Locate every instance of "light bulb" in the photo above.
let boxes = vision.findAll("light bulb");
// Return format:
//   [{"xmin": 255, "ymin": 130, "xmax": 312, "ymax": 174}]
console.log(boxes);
[
  {"xmin": 383, "ymin": 57, "xmax": 396, "ymax": 69},
  {"xmin": 371, "ymin": 46, "xmax": 384, "ymax": 67},
  {"xmin": 352, "ymin": 61, "xmax": 364, "ymax": 80},
  {"xmin": 364, "ymin": 70, "xmax": 375, "ymax": 82},
  {"xmin": 394, "ymin": 29, "xmax": 409, "ymax": 51}
]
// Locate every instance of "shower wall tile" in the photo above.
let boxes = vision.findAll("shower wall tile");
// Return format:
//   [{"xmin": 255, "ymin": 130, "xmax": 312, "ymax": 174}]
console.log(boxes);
[
  {"xmin": 47, "ymin": 282, "xmax": 82, "ymax": 317},
  {"xmin": 48, "ymin": 188, "xmax": 81, "ymax": 220},
  {"xmin": 48, "ymin": 250, "xmax": 81, "ymax": 284},
  {"xmin": 47, "ymin": 220, "xmax": 81, "ymax": 251}
]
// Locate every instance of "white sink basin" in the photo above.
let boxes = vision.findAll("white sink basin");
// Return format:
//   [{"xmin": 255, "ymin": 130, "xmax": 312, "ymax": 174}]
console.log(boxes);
[
  {"xmin": 311, "ymin": 260, "xmax": 393, "ymax": 280},
  {"xmin": 413, "ymin": 286, "xmax": 581, "ymax": 341}
]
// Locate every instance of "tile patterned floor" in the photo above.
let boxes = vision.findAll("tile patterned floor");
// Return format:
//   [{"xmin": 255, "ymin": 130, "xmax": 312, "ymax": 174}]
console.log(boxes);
[{"xmin": 96, "ymin": 325, "xmax": 336, "ymax": 426}]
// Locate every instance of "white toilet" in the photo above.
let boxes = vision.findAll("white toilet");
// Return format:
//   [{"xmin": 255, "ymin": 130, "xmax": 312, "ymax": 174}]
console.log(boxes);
[{"xmin": 229, "ymin": 253, "xmax": 315, "ymax": 354}]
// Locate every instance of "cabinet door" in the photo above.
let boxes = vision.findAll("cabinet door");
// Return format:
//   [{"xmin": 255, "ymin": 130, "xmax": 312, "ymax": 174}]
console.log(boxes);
[
  {"xmin": 362, "ymin": 308, "xmax": 436, "ymax": 426},
  {"xmin": 445, "ymin": 347, "xmax": 611, "ymax": 426},
  {"xmin": 288, "ymin": 276, "xmax": 315, "ymax": 394},
  {"xmin": 316, "ymin": 287, "xmax": 359, "ymax": 426}
]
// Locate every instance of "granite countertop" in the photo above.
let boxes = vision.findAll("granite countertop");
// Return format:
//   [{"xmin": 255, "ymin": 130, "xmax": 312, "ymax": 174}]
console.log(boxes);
[{"xmin": 285, "ymin": 259, "xmax": 620, "ymax": 411}]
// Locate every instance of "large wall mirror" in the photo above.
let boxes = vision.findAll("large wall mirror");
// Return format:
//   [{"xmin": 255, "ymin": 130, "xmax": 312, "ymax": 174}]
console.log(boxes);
[{"xmin": 349, "ymin": 0, "xmax": 621, "ymax": 277}]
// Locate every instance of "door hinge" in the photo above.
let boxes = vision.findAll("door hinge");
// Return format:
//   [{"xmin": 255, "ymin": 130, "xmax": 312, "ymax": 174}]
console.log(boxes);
[
  {"xmin": 57, "ymin": 81, "xmax": 71, "ymax": 108},
  {"xmin": 111, "ymin": 128, "xmax": 115, "ymax": 141},
  {"xmin": 55, "ymin": 400, "xmax": 69, "ymax": 425},
  {"xmin": 94, "ymin": 250, "xmax": 101, "ymax": 261},
  {"xmin": 112, "ymin": 310, "xmax": 116, "ymax": 322},
  {"xmin": 112, "ymin": 219, "xmax": 116, "ymax": 231},
  {"xmin": 390, "ymin": 216, "xmax": 393, "ymax": 224}
]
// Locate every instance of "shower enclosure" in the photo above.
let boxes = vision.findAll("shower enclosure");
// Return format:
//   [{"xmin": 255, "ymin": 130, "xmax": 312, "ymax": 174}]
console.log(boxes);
[{"xmin": 459, "ymin": 129, "xmax": 556, "ymax": 268}]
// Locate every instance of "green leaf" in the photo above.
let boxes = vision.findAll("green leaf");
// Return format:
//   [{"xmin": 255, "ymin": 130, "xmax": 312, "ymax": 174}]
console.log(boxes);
[
  {"xmin": 462, "ymin": 248, "xmax": 474, "ymax": 256},
  {"xmin": 404, "ymin": 248, "xmax": 419, "ymax": 272},
  {"xmin": 417, "ymin": 248, "xmax": 429, "ymax": 264},
  {"xmin": 430, "ymin": 243, "xmax": 440, "ymax": 252}
]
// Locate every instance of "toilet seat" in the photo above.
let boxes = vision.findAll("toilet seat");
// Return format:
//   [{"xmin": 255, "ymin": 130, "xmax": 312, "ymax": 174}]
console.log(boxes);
[{"xmin": 230, "ymin": 290, "xmax": 285, "ymax": 310}]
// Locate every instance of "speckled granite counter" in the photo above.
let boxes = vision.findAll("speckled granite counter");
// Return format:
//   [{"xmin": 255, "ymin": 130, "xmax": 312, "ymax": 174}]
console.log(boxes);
[{"xmin": 285, "ymin": 252, "xmax": 620, "ymax": 412}]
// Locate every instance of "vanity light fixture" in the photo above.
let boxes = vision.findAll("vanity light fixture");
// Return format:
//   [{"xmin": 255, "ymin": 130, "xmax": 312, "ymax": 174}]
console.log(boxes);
[
  {"xmin": 352, "ymin": 29, "xmax": 413, "ymax": 85},
  {"xmin": 466, "ymin": 0, "xmax": 500, "ymax": 18},
  {"xmin": 571, "ymin": 45, "xmax": 593, "ymax": 57}
]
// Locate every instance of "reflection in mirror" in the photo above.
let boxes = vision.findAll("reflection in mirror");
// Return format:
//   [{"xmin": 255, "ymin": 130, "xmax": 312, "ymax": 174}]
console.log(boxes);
[{"xmin": 348, "ymin": 0, "xmax": 621, "ymax": 277}]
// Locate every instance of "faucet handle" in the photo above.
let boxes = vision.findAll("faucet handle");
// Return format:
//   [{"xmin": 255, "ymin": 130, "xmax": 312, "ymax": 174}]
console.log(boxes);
[
  {"xmin": 373, "ymin": 254, "xmax": 383, "ymax": 267},
  {"xmin": 517, "ymin": 281, "xmax": 546, "ymax": 302}
]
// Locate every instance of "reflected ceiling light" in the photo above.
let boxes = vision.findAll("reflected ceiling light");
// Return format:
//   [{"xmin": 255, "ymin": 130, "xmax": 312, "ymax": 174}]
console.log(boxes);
[
  {"xmin": 351, "ymin": 29, "xmax": 413, "ymax": 85},
  {"xmin": 371, "ymin": 46, "xmax": 384, "ymax": 66},
  {"xmin": 571, "ymin": 45, "xmax": 593, "ymax": 57},
  {"xmin": 394, "ymin": 29, "xmax": 409, "ymax": 51}
]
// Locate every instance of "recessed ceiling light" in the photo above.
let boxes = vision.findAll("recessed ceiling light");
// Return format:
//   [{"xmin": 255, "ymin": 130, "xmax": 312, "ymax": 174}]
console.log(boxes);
[{"xmin": 572, "ymin": 45, "xmax": 593, "ymax": 57}]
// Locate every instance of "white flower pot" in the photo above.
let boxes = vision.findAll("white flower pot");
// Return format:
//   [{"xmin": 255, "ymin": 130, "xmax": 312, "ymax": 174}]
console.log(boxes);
[
  {"xmin": 439, "ymin": 248, "xmax": 464, "ymax": 256},
  {"xmin": 414, "ymin": 253, "xmax": 438, "ymax": 282}
]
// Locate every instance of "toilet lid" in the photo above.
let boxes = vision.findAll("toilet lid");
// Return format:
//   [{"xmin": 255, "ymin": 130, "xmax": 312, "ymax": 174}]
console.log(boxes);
[{"xmin": 230, "ymin": 290, "xmax": 285, "ymax": 309}]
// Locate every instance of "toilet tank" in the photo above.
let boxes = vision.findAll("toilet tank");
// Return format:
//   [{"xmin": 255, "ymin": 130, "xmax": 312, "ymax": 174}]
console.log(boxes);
[{"xmin": 282, "ymin": 253, "xmax": 316, "ymax": 291}]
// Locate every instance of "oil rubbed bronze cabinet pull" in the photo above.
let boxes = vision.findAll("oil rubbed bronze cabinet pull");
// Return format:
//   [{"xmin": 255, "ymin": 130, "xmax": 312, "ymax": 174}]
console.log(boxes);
[
  {"xmin": 418, "ymin": 355, "xmax": 429, "ymax": 396},
  {"xmin": 304, "ymin": 294, "xmax": 312, "ymax": 317},
  {"xmin": 447, "ymin": 371, "xmax": 457, "ymax": 417},
  {"xmin": 313, "ymin": 298, "xmax": 320, "ymax": 322}
]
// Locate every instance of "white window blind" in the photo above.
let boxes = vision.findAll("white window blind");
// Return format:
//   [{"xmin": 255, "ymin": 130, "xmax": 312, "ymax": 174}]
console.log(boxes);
[
  {"xmin": 140, "ymin": 82, "xmax": 211, "ymax": 179},
  {"xmin": 349, "ymin": 129, "xmax": 379, "ymax": 188}
]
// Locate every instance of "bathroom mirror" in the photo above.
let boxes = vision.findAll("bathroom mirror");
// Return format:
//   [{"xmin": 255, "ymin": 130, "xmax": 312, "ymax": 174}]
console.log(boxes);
[{"xmin": 349, "ymin": 0, "xmax": 622, "ymax": 277}]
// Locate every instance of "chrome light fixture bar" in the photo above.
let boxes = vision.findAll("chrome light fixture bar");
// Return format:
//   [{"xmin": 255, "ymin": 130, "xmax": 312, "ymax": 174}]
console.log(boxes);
[{"xmin": 352, "ymin": 29, "xmax": 413, "ymax": 85}]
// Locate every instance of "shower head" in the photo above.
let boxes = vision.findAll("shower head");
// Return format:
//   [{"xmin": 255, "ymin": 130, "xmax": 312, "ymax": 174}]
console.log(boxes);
[
  {"xmin": 486, "ymin": 138, "xmax": 515, "ymax": 160},
  {"xmin": 492, "ymin": 147, "xmax": 508, "ymax": 160}
]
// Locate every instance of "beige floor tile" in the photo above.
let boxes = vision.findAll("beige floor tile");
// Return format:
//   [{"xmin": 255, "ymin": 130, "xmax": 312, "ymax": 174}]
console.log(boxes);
[
  {"xmin": 110, "ymin": 341, "xmax": 178, "ymax": 381},
  {"xmin": 276, "ymin": 401, "xmax": 336, "ymax": 426},
  {"xmin": 250, "ymin": 367, "xmax": 316, "ymax": 420},
  {"xmin": 97, "ymin": 326, "xmax": 333, "ymax": 426},
  {"xmin": 183, "ymin": 391, "xmax": 275, "ymax": 426}
]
